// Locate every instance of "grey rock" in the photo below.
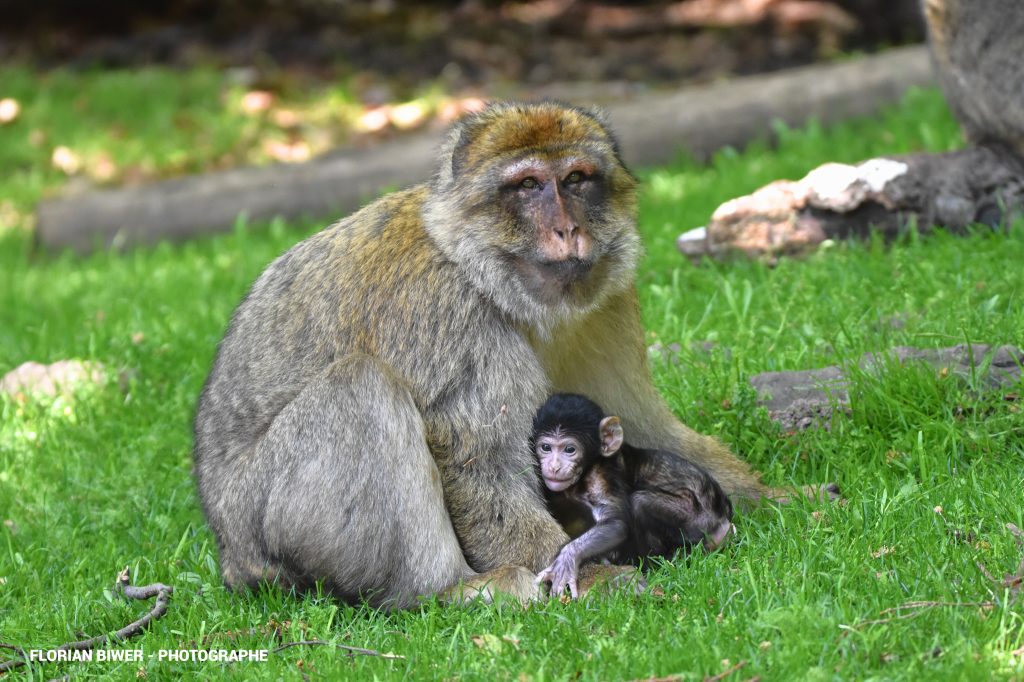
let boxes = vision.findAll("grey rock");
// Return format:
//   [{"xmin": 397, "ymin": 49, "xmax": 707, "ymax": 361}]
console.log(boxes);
[{"xmin": 750, "ymin": 344, "xmax": 1023, "ymax": 430}]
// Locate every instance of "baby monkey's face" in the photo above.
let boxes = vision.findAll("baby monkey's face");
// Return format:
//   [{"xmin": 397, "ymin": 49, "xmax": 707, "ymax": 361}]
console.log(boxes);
[{"xmin": 535, "ymin": 432, "xmax": 587, "ymax": 492}]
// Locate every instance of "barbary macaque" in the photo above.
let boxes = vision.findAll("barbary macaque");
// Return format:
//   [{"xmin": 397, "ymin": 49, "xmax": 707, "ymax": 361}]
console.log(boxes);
[
  {"xmin": 193, "ymin": 101, "xmax": 834, "ymax": 609},
  {"xmin": 533, "ymin": 393, "xmax": 735, "ymax": 598}
]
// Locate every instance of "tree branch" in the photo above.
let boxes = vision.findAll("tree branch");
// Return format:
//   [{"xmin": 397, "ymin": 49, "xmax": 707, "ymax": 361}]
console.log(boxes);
[{"xmin": 0, "ymin": 567, "xmax": 172, "ymax": 673}]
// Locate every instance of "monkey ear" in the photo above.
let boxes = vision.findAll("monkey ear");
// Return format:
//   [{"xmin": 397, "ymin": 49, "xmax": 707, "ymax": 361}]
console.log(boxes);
[{"xmin": 599, "ymin": 416, "xmax": 624, "ymax": 457}]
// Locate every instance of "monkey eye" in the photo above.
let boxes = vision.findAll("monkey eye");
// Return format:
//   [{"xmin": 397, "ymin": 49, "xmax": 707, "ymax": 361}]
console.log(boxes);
[
  {"xmin": 565, "ymin": 171, "xmax": 584, "ymax": 184},
  {"xmin": 565, "ymin": 445, "xmax": 576, "ymax": 454},
  {"xmin": 520, "ymin": 177, "xmax": 540, "ymax": 189},
  {"xmin": 541, "ymin": 443, "xmax": 552, "ymax": 452}
]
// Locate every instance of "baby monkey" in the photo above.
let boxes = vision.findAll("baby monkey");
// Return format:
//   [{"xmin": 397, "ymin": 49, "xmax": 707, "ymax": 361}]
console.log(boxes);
[{"xmin": 533, "ymin": 393, "xmax": 735, "ymax": 597}]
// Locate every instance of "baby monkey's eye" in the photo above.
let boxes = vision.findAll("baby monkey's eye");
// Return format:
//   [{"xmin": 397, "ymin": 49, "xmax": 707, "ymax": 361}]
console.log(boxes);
[
  {"xmin": 520, "ymin": 177, "xmax": 540, "ymax": 189},
  {"xmin": 565, "ymin": 171, "xmax": 584, "ymax": 184},
  {"xmin": 541, "ymin": 443, "xmax": 552, "ymax": 452},
  {"xmin": 565, "ymin": 446, "xmax": 576, "ymax": 454}
]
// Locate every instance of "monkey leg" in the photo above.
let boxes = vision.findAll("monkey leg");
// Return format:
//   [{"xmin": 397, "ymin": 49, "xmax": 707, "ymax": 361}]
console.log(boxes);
[
  {"xmin": 237, "ymin": 354, "xmax": 532, "ymax": 608},
  {"xmin": 631, "ymin": 490, "xmax": 734, "ymax": 552}
]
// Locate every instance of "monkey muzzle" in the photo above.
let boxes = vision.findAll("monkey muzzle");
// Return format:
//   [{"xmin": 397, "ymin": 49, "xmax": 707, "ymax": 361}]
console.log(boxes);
[
  {"xmin": 542, "ymin": 476, "xmax": 578, "ymax": 492},
  {"xmin": 536, "ymin": 257, "xmax": 593, "ymax": 284}
]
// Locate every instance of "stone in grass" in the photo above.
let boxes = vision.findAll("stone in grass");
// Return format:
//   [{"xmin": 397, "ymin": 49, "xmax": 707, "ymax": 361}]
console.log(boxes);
[
  {"xmin": 1, "ymin": 360, "xmax": 108, "ymax": 399},
  {"xmin": 750, "ymin": 344, "xmax": 1023, "ymax": 431}
]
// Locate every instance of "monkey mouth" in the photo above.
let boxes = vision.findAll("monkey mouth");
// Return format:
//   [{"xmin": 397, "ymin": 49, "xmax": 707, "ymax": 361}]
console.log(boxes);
[
  {"xmin": 536, "ymin": 257, "xmax": 593, "ymax": 283},
  {"xmin": 520, "ymin": 258, "xmax": 595, "ymax": 304},
  {"xmin": 542, "ymin": 475, "xmax": 577, "ymax": 492}
]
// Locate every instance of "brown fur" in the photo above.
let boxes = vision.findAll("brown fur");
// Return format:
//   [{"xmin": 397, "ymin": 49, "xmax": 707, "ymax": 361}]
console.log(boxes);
[{"xmin": 193, "ymin": 101, "xmax": 823, "ymax": 609}]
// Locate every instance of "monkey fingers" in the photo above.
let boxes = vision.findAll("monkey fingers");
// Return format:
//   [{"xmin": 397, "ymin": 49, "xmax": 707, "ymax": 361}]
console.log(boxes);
[{"xmin": 536, "ymin": 558, "xmax": 580, "ymax": 599}]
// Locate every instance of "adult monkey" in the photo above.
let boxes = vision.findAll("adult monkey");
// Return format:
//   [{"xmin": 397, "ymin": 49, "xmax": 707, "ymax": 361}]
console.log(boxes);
[{"xmin": 194, "ymin": 102, "xmax": 833, "ymax": 608}]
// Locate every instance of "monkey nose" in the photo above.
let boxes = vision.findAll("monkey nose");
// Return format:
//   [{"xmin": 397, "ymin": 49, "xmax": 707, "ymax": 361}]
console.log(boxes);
[
  {"xmin": 553, "ymin": 224, "xmax": 578, "ymax": 241},
  {"xmin": 705, "ymin": 521, "xmax": 735, "ymax": 552}
]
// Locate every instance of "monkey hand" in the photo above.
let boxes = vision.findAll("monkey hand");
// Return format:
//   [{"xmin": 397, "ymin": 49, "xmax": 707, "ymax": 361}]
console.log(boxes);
[{"xmin": 536, "ymin": 553, "xmax": 580, "ymax": 599}]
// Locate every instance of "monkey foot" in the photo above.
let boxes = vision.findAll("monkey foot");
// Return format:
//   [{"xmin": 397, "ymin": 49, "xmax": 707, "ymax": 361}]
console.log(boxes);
[{"xmin": 440, "ymin": 565, "xmax": 542, "ymax": 606}]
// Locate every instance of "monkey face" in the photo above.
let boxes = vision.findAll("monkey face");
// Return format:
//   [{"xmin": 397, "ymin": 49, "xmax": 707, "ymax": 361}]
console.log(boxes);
[
  {"xmin": 425, "ymin": 102, "xmax": 642, "ymax": 326},
  {"xmin": 535, "ymin": 433, "xmax": 588, "ymax": 492},
  {"xmin": 499, "ymin": 157, "xmax": 605, "ymax": 301}
]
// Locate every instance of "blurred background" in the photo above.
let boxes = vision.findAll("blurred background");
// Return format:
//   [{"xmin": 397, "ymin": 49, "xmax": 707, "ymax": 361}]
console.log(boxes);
[{"xmin": 0, "ymin": 0, "xmax": 932, "ymax": 243}]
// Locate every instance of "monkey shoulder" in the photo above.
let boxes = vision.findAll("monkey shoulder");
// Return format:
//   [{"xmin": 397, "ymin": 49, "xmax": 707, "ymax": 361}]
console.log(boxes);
[
  {"xmin": 579, "ymin": 459, "xmax": 631, "ymax": 519},
  {"xmin": 620, "ymin": 445, "xmax": 702, "ymax": 492}
]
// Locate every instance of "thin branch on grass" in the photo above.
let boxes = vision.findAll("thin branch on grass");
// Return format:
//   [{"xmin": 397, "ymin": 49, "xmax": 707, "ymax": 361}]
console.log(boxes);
[
  {"xmin": 0, "ymin": 567, "xmax": 172, "ymax": 673},
  {"xmin": 842, "ymin": 600, "xmax": 995, "ymax": 631},
  {"xmin": 703, "ymin": 659, "xmax": 747, "ymax": 682},
  {"xmin": 975, "ymin": 521, "xmax": 1024, "ymax": 603},
  {"xmin": 271, "ymin": 640, "xmax": 405, "ymax": 660},
  {"xmin": 843, "ymin": 522, "xmax": 1024, "ymax": 634},
  {"xmin": 878, "ymin": 600, "xmax": 993, "ymax": 615}
]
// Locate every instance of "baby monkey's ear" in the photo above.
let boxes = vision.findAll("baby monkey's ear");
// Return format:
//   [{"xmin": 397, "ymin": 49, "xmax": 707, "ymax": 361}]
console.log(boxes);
[{"xmin": 599, "ymin": 416, "xmax": 624, "ymax": 457}]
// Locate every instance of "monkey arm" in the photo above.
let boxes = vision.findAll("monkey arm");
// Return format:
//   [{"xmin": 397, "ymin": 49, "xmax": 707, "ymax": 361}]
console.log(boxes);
[
  {"xmin": 538, "ymin": 513, "xmax": 629, "ymax": 599},
  {"xmin": 425, "ymin": 358, "xmax": 569, "ymax": 574}
]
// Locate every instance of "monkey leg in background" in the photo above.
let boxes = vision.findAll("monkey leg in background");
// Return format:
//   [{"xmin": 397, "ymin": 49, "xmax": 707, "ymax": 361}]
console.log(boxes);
[{"xmin": 253, "ymin": 356, "xmax": 536, "ymax": 607}]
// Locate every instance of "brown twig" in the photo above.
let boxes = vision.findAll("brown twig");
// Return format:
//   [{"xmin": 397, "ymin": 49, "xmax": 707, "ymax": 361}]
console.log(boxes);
[
  {"xmin": 842, "ymin": 600, "xmax": 995, "ymax": 631},
  {"xmin": 271, "ymin": 640, "xmax": 404, "ymax": 660},
  {"xmin": 704, "ymin": 659, "xmax": 748, "ymax": 682},
  {"xmin": 0, "ymin": 567, "xmax": 172, "ymax": 673},
  {"xmin": 841, "ymin": 609, "xmax": 925, "ymax": 630},
  {"xmin": 845, "ymin": 522, "xmax": 1024, "ymax": 635},
  {"xmin": 975, "ymin": 523, "xmax": 1024, "ymax": 603},
  {"xmin": 878, "ymin": 600, "xmax": 992, "ymax": 615}
]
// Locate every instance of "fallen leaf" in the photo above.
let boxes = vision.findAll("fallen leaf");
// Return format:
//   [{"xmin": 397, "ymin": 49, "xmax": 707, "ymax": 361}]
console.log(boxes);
[
  {"xmin": 870, "ymin": 546, "xmax": 895, "ymax": 559},
  {"xmin": 471, "ymin": 633, "xmax": 503, "ymax": 654},
  {"xmin": 389, "ymin": 102, "xmax": 427, "ymax": 130},
  {"xmin": 264, "ymin": 139, "xmax": 312, "ymax": 163},
  {"xmin": 1, "ymin": 360, "xmax": 106, "ymax": 397},
  {"xmin": 0, "ymin": 98, "xmax": 20, "ymax": 124},
  {"xmin": 89, "ymin": 153, "xmax": 118, "ymax": 182},
  {"xmin": 272, "ymin": 108, "xmax": 301, "ymax": 128},
  {"xmin": 51, "ymin": 146, "xmax": 82, "ymax": 174},
  {"xmin": 241, "ymin": 90, "xmax": 274, "ymax": 114},
  {"xmin": 357, "ymin": 106, "xmax": 391, "ymax": 133},
  {"xmin": 438, "ymin": 97, "xmax": 487, "ymax": 123}
]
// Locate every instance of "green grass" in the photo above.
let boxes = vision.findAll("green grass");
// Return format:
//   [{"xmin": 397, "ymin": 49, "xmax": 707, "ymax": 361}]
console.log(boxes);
[{"xmin": 1, "ymin": 68, "xmax": 1023, "ymax": 680}]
